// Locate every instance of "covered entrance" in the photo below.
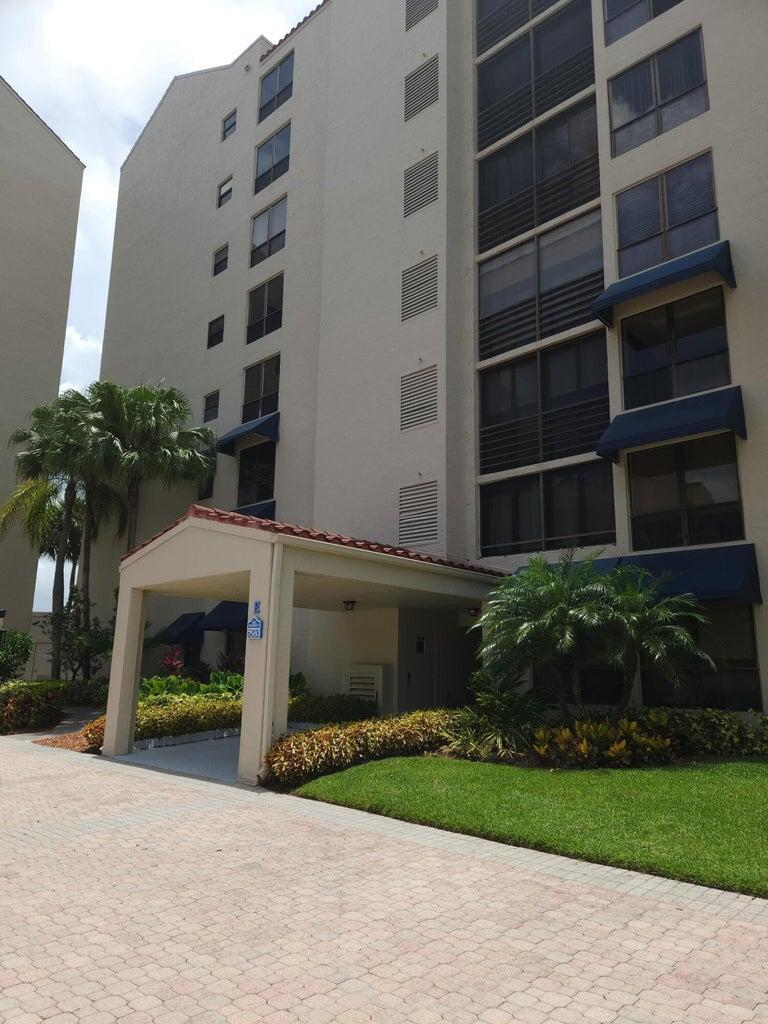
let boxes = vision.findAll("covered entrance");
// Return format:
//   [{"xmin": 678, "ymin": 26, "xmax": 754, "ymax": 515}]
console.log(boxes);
[{"xmin": 103, "ymin": 506, "xmax": 498, "ymax": 783}]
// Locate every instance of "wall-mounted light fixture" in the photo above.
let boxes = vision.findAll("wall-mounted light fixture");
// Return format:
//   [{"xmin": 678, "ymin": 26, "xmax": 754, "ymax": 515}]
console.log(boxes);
[
  {"xmin": 467, "ymin": 607, "xmax": 480, "ymax": 616},
  {"xmin": 342, "ymin": 600, "xmax": 357, "ymax": 612}
]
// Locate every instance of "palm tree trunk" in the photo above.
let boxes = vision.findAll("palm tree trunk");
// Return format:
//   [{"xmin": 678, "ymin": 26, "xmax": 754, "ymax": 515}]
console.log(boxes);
[
  {"xmin": 69, "ymin": 555, "xmax": 78, "ymax": 595},
  {"xmin": 126, "ymin": 478, "xmax": 140, "ymax": 553},
  {"xmin": 51, "ymin": 477, "xmax": 76, "ymax": 680},
  {"xmin": 616, "ymin": 658, "xmax": 639, "ymax": 717},
  {"xmin": 81, "ymin": 490, "xmax": 94, "ymax": 682}
]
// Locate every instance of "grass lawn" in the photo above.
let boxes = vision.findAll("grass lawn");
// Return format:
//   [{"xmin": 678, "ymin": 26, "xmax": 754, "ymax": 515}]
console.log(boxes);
[{"xmin": 297, "ymin": 756, "xmax": 768, "ymax": 897}]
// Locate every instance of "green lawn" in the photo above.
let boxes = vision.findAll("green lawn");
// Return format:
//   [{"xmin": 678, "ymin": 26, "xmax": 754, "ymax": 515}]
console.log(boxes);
[{"xmin": 297, "ymin": 756, "xmax": 768, "ymax": 897}]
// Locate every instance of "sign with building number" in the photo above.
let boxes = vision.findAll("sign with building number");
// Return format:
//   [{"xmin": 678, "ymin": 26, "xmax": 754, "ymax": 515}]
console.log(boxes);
[{"xmin": 247, "ymin": 601, "xmax": 265, "ymax": 640}]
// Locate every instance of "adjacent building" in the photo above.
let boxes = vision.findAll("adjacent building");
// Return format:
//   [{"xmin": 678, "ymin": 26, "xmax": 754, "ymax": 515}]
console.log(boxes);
[
  {"xmin": 93, "ymin": 0, "xmax": 768, "ymax": 712},
  {"xmin": 0, "ymin": 77, "xmax": 83, "ymax": 633}
]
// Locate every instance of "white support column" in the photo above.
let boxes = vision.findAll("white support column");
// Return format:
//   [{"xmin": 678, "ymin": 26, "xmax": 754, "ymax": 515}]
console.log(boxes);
[
  {"xmin": 103, "ymin": 586, "xmax": 146, "ymax": 756},
  {"xmin": 264, "ymin": 558, "xmax": 295, "ymax": 748}
]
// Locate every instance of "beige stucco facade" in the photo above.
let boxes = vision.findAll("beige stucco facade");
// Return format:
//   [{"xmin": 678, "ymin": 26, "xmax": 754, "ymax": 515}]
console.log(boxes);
[{"xmin": 95, "ymin": 0, "xmax": 768, "ymax": 711}]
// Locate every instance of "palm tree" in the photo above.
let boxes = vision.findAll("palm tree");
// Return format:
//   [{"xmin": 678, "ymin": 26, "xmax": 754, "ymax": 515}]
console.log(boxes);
[
  {"xmin": 0, "ymin": 478, "xmax": 83, "ymax": 592},
  {"xmin": 88, "ymin": 382, "xmax": 216, "ymax": 552},
  {"xmin": 602, "ymin": 565, "xmax": 714, "ymax": 713}
]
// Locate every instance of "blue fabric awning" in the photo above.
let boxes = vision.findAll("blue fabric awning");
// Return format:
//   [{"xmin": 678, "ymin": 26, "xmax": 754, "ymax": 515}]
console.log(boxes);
[
  {"xmin": 217, "ymin": 412, "xmax": 280, "ymax": 457},
  {"xmin": 162, "ymin": 612, "xmax": 205, "ymax": 645},
  {"xmin": 200, "ymin": 601, "xmax": 248, "ymax": 631},
  {"xmin": 595, "ymin": 544, "xmax": 762, "ymax": 603},
  {"xmin": 592, "ymin": 241, "xmax": 736, "ymax": 327},
  {"xmin": 236, "ymin": 499, "xmax": 276, "ymax": 520},
  {"xmin": 596, "ymin": 386, "xmax": 746, "ymax": 462}
]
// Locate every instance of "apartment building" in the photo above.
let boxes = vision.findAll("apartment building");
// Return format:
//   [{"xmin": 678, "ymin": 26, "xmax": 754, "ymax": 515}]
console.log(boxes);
[
  {"xmin": 94, "ymin": 0, "xmax": 768, "ymax": 712},
  {"xmin": 0, "ymin": 78, "xmax": 83, "ymax": 633}
]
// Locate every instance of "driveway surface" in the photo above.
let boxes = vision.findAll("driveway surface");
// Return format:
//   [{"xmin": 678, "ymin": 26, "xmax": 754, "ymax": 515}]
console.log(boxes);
[{"xmin": 1, "ymin": 738, "xmax": 767, "ymax": 1024}]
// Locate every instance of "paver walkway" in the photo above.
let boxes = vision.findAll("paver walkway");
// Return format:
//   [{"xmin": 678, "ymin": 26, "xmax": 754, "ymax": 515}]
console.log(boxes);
[{"xmin": 1, "ymin": 738, "xmax": 767, "ymax": 1024}]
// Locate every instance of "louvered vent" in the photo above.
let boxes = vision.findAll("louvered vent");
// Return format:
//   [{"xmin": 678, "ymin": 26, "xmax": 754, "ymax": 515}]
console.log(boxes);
[
  {"xmin": 402, "ymin": 255, "xmax": 438, "ymax": 320},
  {"xmin": 399, "ymin": 480, "xmax": 439, "ymax": 546},
  {"xmin": 405, "ymin": 0, "xmax": 439, "ymax": 30},
  {"xmin": 404, "ymin": 55, "xmax": 439, "ymax": 121},
  {"xmin": 400, "ymin": 365, "xmax": 438, "ymax": 430},
  {"xmin": 344, "ymin": 664, "xmax": 383, "ymax": 703},
  {"xmin": 404, "ymin": 152, "xmax": 439, "ymax": 217}
]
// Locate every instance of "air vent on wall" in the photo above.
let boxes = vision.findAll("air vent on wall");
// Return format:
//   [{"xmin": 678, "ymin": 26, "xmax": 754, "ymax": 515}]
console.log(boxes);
[
  {"xmin": 399, "ymin": 480, "xmax": 439, "ymax": 546},
  {"xmin": 400, "ymin": 365, "xmax": 438, "ymax": 430},
  {"xmin": 402, "ymin": 255, "xmax": 438, "ymax": 320},
  {"xmin": 404, "ymin": 55, "xmax": 439, "ymax": 121},
  {"xmin": 404, "ymin": 151, "xmax": 439, "ymax": 217},
  {"xmin": 344, "ymin": 664, "xmax": 383, "ymax": 703},
  {"xmin": 406, "ymin": 0, "xmax": 439, "ymax": 31}
]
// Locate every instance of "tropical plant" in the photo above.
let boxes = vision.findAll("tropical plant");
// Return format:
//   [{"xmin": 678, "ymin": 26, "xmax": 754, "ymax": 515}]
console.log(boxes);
[
  {"xmin": 35, "ymin": 588, "xmax": 113, "ymax": 681},
  {"xmin": 160, "ymin": 646, "xmax": 184, "ymax": 676},
  {"xmin": 0, "ymin": 629, "xmax": 34, "ymax": 681},
  {"xmin": 531, "ymin": 715, "xmax": 674, "ymax": 767},
  {"xmin": 444, "ymin": 671, "xmax": 550, "ymax": 761},
  {"xmin": 0, "ymin": 478, "xmax": 83, "ymax": 591}
]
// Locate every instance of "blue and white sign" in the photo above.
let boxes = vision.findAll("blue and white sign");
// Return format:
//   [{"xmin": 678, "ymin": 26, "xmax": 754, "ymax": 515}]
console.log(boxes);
[{"xmin": 247, "ymin": 601, "xmax": 265, "ymax": 640}]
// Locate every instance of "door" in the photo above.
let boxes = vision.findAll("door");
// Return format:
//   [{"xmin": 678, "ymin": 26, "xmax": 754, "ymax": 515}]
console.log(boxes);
[{"xmin": 398, "ymin": 621, "xmax": 436, "ymax": 712}]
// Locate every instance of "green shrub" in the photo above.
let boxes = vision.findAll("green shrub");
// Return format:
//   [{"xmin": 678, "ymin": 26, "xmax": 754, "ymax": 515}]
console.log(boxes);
[
  {"xmin": 138, "ymin": 671, "xmax": 243, "ymax": 700},
  {"xmin": 531, "ymin": 713, "xmax": 674, "ymax": 767},
  {"xmin": 0, "ymin": 679, "xmax": 65, "ymax": 733},
  {"xmin": 264, "ymin": 709, "xmax": 457, "ymax": 787},
  {"xmin": 58, "ymin": 678, "xmax": 110, "ymax": 707},
  {"xmin": 0, "ymin": 630, "xmax": 34, "ymax": 681},
  {"xmin": 644, "ymin": 707, "xmax": 768, "ymax": 758},
  {"xmin": 444, "ymin": 682, "xmax": 549, "ymax": 761},
  {"xmin": 287, "ymin": 692, "xmax": 377, "ymax": 724},
  {"xmin": 80, "ymin": 695, "xmax": 244, "ymax": 753},
  {"xmin": 289, "ymin": 671, "xmax": 308, "ymax": 697}
]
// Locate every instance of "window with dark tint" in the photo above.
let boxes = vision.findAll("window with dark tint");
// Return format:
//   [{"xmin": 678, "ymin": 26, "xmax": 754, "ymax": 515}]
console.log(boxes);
[
  {"xmin": 628, "ymin": 434, "xmax": 743, "ymax": 551},
  {"xmin": 480, "ymin": 330, "xmax": 609, "ymax": 473},
  {"xmin": 255, "ymin": 124, "xmax": 291, "ymax": 195},
  {"xmin": 476, "ymin": 0, "xmax": 593, "ymax": 151},
  {"xmin": 251, "ymin": 197, "xmax": 287, "ymax": 266},
  {"xmin": 476, "ymin": 0, "xmax": 562, "ymax": 57},
  {"xmin": 237, "ymin": 443, "xmax": 275, "ymax": 508},
  {"xmin": 622, "ymin": 288, "xmax": 729, "ymax": 409},
  {"xmin": 604, "ymin": 0, "xmax": 684, "ymax": 46},
  {"xmin": 480, "ymin": 460, "xmax": 615, "ymax": 556},
  {"xmin": 213, "ymin": 245, "xmax": 228, "ymax": 276},
  {"xmin": 642, "ymin": 602, "xmax": 762, "ymax": 711},
  {"xmin": 479, "ymin": 98, "xmax": 598, "ymax": 251},
  {"xmin": 259, "ymin": 52, "xmax": 294, "ymax": 122},
  {"xmin": 247, "ymin": 274, "xmax": 284, "ymax": 344},
  {"xmin": 203, "ymin": 391, "xmax": 219, "ymax": 423},
  {"xmin": 609, "ymin": 32, "xmax": 708, "ymax": 157},
  {"xmin": 616, "ymin": 152, "xmax": 718, "ymax": 277},
  {"xmin": 207, "ymin": 315, "xmax": 225, "ymax": 349},
  {"xmin": 479, "ymin": 209, "xmax": 603, "ymax": 359},
  {"xmin": 242, "ymin": 355, "xmax": 280, "ymax": 422},
  {"xmin": 221, "ymin": 109, "xmax": 237, "ymax": 140},
  {"xmin": 217, "ymin": 176, "xmax": 233, "ymax": 208},
  {"xmin": 198, "ymin": 464, "xmax": 215, "ymax": 501}
]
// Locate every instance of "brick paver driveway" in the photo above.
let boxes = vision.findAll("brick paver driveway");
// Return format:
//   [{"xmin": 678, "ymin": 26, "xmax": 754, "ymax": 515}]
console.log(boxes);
[{"xmin": 2, "ymin": 739, "xmax": 768, "ymax": 1024}]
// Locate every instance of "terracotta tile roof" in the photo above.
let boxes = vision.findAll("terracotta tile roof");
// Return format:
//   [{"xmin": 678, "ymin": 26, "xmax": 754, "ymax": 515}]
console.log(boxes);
[
  {"xmin": 123, "ymin": 504, "xmax": 506, "ymax": 578},
  {"xmin": 260, "ymin": 1, "xmax": 330, "ymax": 62}
]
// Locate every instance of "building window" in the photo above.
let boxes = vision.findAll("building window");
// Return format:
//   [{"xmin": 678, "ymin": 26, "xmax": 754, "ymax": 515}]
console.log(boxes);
[
  {"xmin": 255, "ymin": 124, "xmax": 291, "ymax": 195},
  {"xmin": 480, "ymin": 460, "xmax": 615, "ymax": 557},
  {"xmin": 628, "ymin": 434, "xmax": 744, "ymax": 552},
  {"xmin": 477, "ymin": 0, "xmax": 567, "ymax": 57},
  {"xmin": 479, "ymin": 97, "xmax": 599, "ymax": 252},
  {"xmin": 259, "ymin": 52, "xmax": 294, "ymax": 123},
  {"xmin": 251, "ymin": 197, "xmax": 287, "ymax": 267},
  {"xmin": 616, "ymin": 152, "xmax": 718, "ymax": 278},
  {"xmin": 221, "ymin": 109, "xmax": 237, "ymax": 140},
  {"xmin": 480, "ymin": 330, "xmax": 609, "ymax": 474},
  {"xmin": 213, "ymin": 245, "xmax": 229, "ymax": 276},
  {"xmin": 605, "ymin": 0, "xmax": 684, "ymax": 46},
  {"xmin": 198, "ymin": 466, "xmax": 215, "ymax": 501},
  {"xmin": 479, "ymin": 209, "xmax": 603, "ymax": 360},
  {"xmin": 203, "ymin": 391, "xmax": 220, "ymax": 423},
  {"xmin": 609, "ymin": 32, "xmax": 708, "ymax": 158},
  {"xmin": 622, "ymin": 288, "xmax": 730, "ymax": 410},
  {"xmin": 642, "ymin": 602, "xmax": 762, "ymax": 711},
  {"xmin": 217, "ymin": 176, "xmax": 233, "ymax": 208},
  {"xmin": 476, "ymin": 0, "xmax": 594, "ymax": 151},
  {"xmin": 242, "ymin": 355, "xmax": 280, "ymax": 422},
  {"xmin": 247, "ymin": 274, "xmax": 284, "ymax": 344},
  {"xmin": 207, "ymin": 315, "xmax": 225, "ymax": 349},
  {"xmin": 237, "ymin": 443, "xmax": 275, "ymax": 508}
]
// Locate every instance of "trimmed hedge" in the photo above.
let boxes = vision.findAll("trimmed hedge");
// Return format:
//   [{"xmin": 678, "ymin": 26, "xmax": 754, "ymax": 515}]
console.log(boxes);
[
  {"xmin": 264, "ymin": 710, "xmax": 457, "ymax": 788},
  {"xmin": 80, "ymin": 695, "xmax": 244, "ymax": 753},
  {"xmin": 287, "ymin": 692, "xmax": 377, "ymax": 724},
  {"xmin": 647, "ymin": 707, "xmax": 768, "ymax": 759},
  {"xmin": 0, "ymin": 680, "xmax": 65, "ymax": 734}
]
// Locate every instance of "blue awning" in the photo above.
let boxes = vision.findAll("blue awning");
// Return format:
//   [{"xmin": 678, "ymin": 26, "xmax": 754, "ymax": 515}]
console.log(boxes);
[
  {"xmin": 217, "ymin": 412, "xmax": 280, "ymax": 457},
  {"xmin": 595, "ymin": 544, "xmax": 762, "ymax": 603},
  {"xmin": 235, "ymin": 499, "xmax": 276, "ymax": 520},
  {"xmin": 162, "ymin": 612, "xmax": 205, "ymax": 645},
  {"xmin": 592, "ymin": 241, "xmax": 736, "ymax": 327},
  {"xmin": 596, "ymin": 386, "xmax": 746, "ymax": 462},
  {"xmin": 200, "ymin": 601, "xmax": 248, "ymax": 631}
]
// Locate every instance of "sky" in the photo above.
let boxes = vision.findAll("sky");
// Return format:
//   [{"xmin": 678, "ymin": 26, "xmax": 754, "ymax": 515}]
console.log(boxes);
[{"xmin": 0, "ymin": 0, "xmax": 314, "ymax": 608}]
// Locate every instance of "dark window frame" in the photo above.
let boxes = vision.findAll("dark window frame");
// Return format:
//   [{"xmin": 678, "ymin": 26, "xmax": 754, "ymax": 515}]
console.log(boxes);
[
  {"xmin": 212, "ymin": 244, "xmax": 229, "ymax": 276},
  {"xmin": 207, "ymin": 315, "xmax": 225, "ymax": 349},
  {"xmin": 258, "ymin": 51, "xmax": 294, "ymax": 123},
  {"xmin": 237, "ymin": 442, "xmax": 276, "ymax": 508},
  {"xmin": 221, "ymin": 109, "xmax": 237, "ymax": 141},
  {"xmin": 217, "ymin": 176, "xmax": 233, "ymax": 208},
  {"xmin": 604, "ymin": 0, "xmax": 684, "ymax": 46},
  {"xmin": 254, "ymin": 123, "xmax": 291, "ymax": 196},
  {"xmin": 251, "ymin": 196, "xmax": 287, "ymax": 267},
  {"xmin": 242, "ymin": 354, "xmax": 280, "ymax": 423},
  {"xmin": 609, "ymin": 30, "xmax": 709, "ymax": 157},
  {"xmin": 203, "ymin": 390, "xmax": 220, "ymax": 423},
  {"xmin": 246, "ymin": 273, "xmax": 284, "ymax": 345}
]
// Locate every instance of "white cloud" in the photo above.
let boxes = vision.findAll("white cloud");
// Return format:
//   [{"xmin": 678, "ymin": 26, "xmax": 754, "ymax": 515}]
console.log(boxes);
[{"xmin": 60, "ymin": 325, "xmax": 103, "ymax": 394}]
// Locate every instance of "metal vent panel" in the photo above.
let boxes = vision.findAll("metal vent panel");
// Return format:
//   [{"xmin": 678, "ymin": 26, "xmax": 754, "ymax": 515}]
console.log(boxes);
[
  {"xmin": 404, "ymin": 55, "xmax": 439, "ymax": 121},
  {"xmin": 344, "ymin": 664, "xmax": 382, "ymax": 702},
  {"xmin": 400, "ymin": 365, "xmax": 438, "ymax": 430},
  {"xmin": 402, "ymin": 255, "xmax": 438, "ymax": 320},
  {"xmin": 399, "ymin": 480, "xmax": 439, "ymax": 546},
  {"xmin": 404, "ymin": 152, "xmax": 439, "ymax": 217},
  {"xmin": 406, "ymin": 0, "xmax": 439, "ymax": 30}
]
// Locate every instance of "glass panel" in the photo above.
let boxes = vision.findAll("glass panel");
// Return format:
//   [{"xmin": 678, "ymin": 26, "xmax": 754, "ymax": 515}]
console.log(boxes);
[
  {"xmin": 248, "ymin": 285, "xmax": 265, "ymax": 326},
  {"xmin": 536, "ymin": 98, "xmax": 597, "ymax": 181},
  {"xmin": 619, "ymin": 237, "xmax": 664, "ymax": 278},
  {"xmin": 534, "ymin": 0, "xmax": 592, "ymax": 76},
  {"xmin": 256, "ymin": 141, "xmax": 273, "ymax": 177},
  {"xmin": 481, "ymin": 476, "xmax": 542, "ymax": 555},
  {"xmin": 266, "ymin": 275, "xmax": 284, "ymax": 316},
  {"xmin": 701, "ymin": 603, "xmax": 756, "ymax": 666},
  {"xmin": 622, "ymin": 305, "xmax": 671, "ymax": 378},
  {"xmin": 274, "ymin": 125, "xmax": 291, "ymax": 164},
  {"xmin": 617, "ymin": 177, "xmax": 661, "ymax": 247},
  {"xmin": 260, "ymin": 67, "xmax": 278, "ymax": 106},
  {"xmin": 270, "ymin": 197, "xmax": 287, "ymax": 237},
  {"xmin": 538, "ymin": 210, "xmax": 603, "ymax": 293},
  {"xmin": 606, "ymin": 2, "xmax": 648, "ymax": 44},
  {"xmin": 665, "ymin": 153, "xmax": 715, "ymax": 228},
  {"xmin": 673, "ymin": 288, "xmax": 727, "ymax": 362},
  {"xmin": 543, "ymin": 333, "xmax": 607, "ymax": 408},
  {"xmin": 606, "ymin": 0, "xmax": 640, "ymax": 16},
  {"xmin": 613, "ymin": 112, "xmax": 657, "ymax": 157},
  {"xmin": 660, "ymin": 84, "xmax": 708, "ymax": 133},
  {"xmin": 478, "ymin": 35, "xmax": 531, "ymax": 112},
  {"xmin": 653, "ymin": 0, "xmax": 683, "ymax": 11},
  {"xmin": 481, "ymin": 357, "xmax": 538, "ymax": 426},
  {"xmin": 263, "ymin": 356, "xmax": 280, "ymax": 397},
  {"xmin": 237, "ymin": 444, "xmax": 275, "ymax": 506},
  {"xmin": 279, "ymin": 52, "xmax": 295, "ymax": 89},
  {"xmin": 667, "ymin": 212, "xmax": 719, "ymax": 260},
  {"xmin": 610, "ymin": 60, "xmax": 655, "ymax": 130},
  {"xmin": 545, "ymin": 461, "xmax": 614, "ymax": 546},
  {"xmin": 479, "ymin": 134, "xmax": 533, "ymax": 211},
  {"xmin": 478, "ymin": 0, "xmax": 508, "ymax": 17},
  {"xmin": 683, "ymin": 434, "xmax": 740, "ymax": 509},
  {"xmin": 252, "ymin": 211, "xmax": 269, "ymax": 248},
  {"xmin": 581, "ymin": 461, "xmax": 616, "ymax": 538},
  {"xmin": 629, "ymin": 447, "xmax": 680, "ymax": 516},
  {"xmin": 675, "ymin": 353, "xmax": 729, "ymax": 398},
  {"xmin": 479, "ymin": 242, "xmax": 536, "ymax": 318},
  {"xmin": 656, "ymin": 31, "xmax": 704, "ymax": 103}
]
